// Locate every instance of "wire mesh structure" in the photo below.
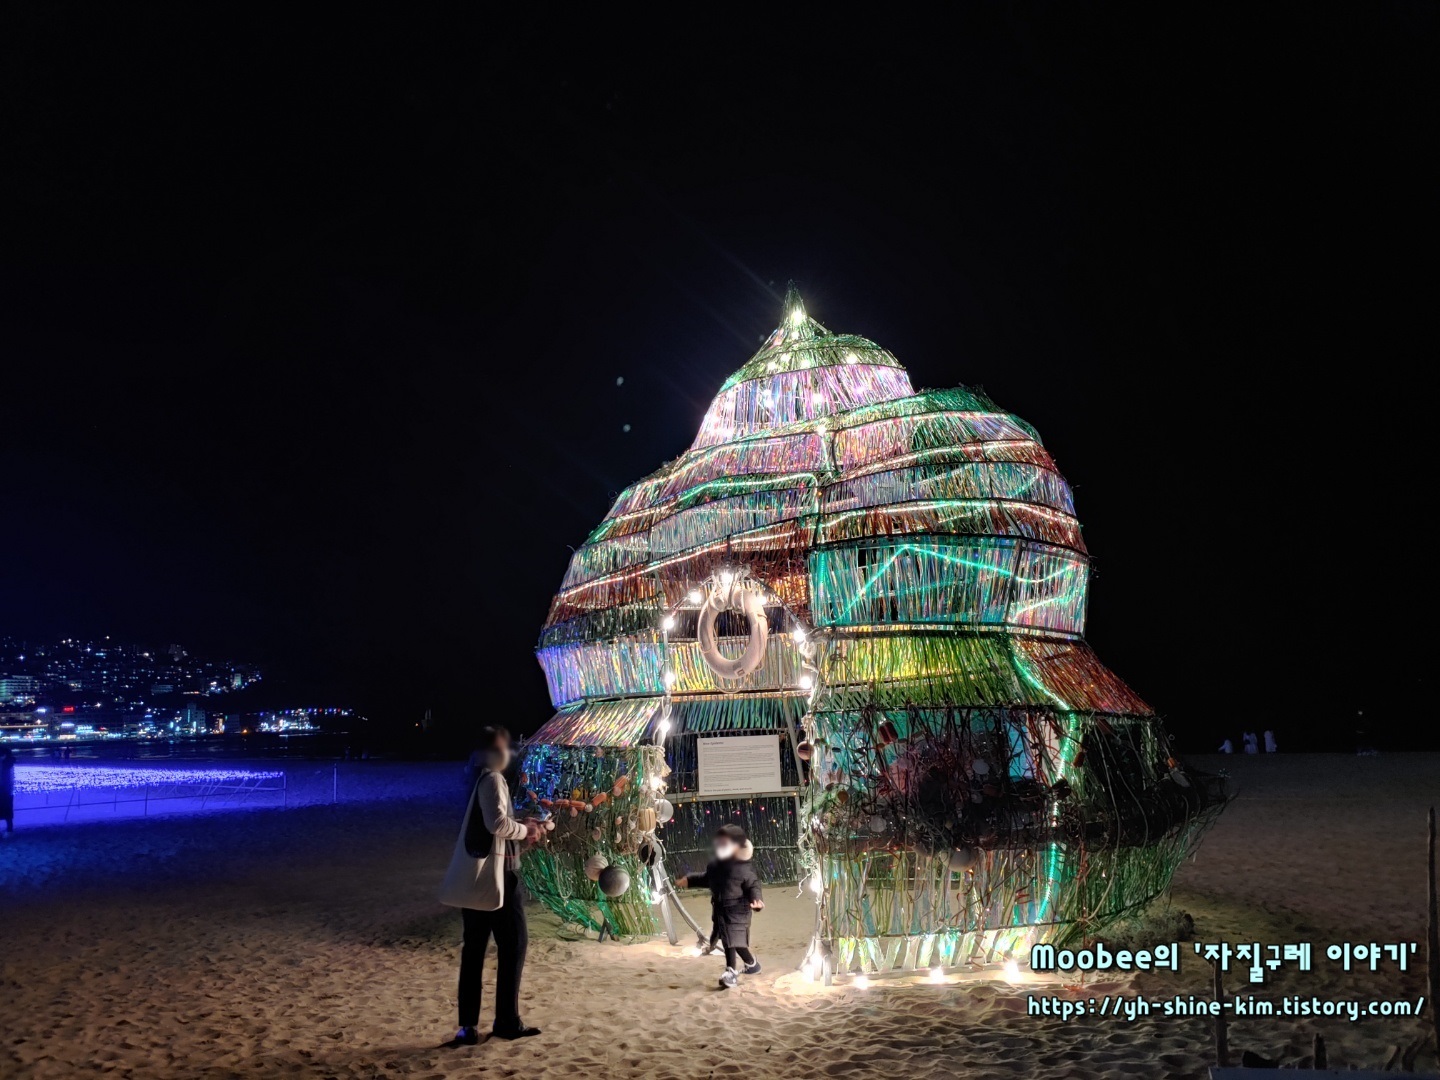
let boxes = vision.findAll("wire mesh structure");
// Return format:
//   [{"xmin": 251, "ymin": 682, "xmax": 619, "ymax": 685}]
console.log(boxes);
[{"xmin": 521, "ymin": 286, "xmax": 1224, "ymax": 965}]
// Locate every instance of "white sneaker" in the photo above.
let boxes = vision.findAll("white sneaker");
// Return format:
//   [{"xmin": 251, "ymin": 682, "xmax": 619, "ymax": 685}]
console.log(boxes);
[{"xmin": 719, "ymin": 967, "xmax": 738, "ymax": 989}]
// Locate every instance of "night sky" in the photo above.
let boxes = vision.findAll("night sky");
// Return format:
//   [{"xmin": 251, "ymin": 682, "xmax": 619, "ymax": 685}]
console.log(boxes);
[{"xmin": 2, "ymin": 8, "xmax": 1433, "ymax": 751}]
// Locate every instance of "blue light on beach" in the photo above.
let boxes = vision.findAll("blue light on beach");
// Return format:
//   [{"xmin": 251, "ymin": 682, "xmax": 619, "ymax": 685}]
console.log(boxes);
[{"xmin": 13, "ymin": 765, "xmax": 284, "ymax": 794}]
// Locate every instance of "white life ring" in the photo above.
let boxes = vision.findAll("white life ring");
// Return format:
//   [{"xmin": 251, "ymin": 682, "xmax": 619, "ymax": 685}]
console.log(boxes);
[{"xmin": 696, "ymin": 580, "xmax": 770, "ymax": 680}]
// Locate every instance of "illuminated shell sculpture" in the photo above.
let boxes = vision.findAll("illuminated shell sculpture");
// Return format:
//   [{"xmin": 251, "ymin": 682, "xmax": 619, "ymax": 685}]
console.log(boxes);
[{"xmin": 520, "ymin": 286, "xmax": 1224, "ymax": 968}]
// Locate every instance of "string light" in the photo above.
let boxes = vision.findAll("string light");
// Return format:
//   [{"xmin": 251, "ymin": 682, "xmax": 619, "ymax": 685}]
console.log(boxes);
[
  {"xmin": 852, "ymin": 974, "xmax": 870, "ymax": 990},
  {"xmin": 521, "ymin": 284, "xmax": 1216, "ymax": 980},
  {"xmin": 1003, "ymin": 960, "xmax": 1021, "ymax": 982},
  {"xmin": 11, "ymin": 764, "xmax": 283, "ymax": 794}
]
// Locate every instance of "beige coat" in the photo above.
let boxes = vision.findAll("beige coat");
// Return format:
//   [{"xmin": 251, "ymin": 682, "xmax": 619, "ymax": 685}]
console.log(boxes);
[{"xmin": 438, "ymin": 771, "xmax": 529, "ymax": 911}]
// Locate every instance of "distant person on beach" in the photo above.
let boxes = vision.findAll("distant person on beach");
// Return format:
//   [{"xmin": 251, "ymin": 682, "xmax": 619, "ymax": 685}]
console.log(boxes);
[
  {"xmin": 676, "ymin": 824, "xmax": 764, "ymax": 989},
  {"xmin": 1218, "ymin": 738, "xmax": 1233, "ymax": 754},
  {"xmin": 1243, "ymin": 732, "xmax": 1259, "ymax": 754},
  {"xmin": 438, "ymin": 726, "xmax": 541, "ymax": 1045},
  {"xmin": 1263, "ymin": 730, "xmax": 1277, "ymax": 753},
  {"xmin": 1, "ymin": 744, "xmax": 15, "ymax": 837}
]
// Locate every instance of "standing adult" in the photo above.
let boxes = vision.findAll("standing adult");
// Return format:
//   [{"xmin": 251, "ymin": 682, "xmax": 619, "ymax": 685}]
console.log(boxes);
[
  {"xmin": 438, "ymin": 726, "xmax": 541, "ymax": 1044},
  {"xmin": 1, "ymin": 743, "xmax": 17, "ymax": 837}
]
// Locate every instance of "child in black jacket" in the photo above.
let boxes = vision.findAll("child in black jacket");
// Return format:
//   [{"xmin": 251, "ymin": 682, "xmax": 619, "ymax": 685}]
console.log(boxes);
[{"xmin": 677, "ymin": 824, "xmax": 764, "ymax": 988}]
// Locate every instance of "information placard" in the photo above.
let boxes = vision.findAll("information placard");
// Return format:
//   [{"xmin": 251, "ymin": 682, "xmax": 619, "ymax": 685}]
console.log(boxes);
[{"xmin": 696, "ymin": 734, "xmax": 783, "ymax": 797}]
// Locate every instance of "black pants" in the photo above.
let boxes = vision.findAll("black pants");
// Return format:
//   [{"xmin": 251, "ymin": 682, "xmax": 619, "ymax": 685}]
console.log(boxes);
[
  {"xmin": 458, "ymin": 872, "xmax": 528, "ymax": 1030},
  {"xmin": 723, "ymin": 944, "xmax": 755, "ymax": 970}
]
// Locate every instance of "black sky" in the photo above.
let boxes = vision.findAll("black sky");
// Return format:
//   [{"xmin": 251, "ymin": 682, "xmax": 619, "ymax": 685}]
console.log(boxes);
[{"xmin": 2, "ymin": 6, "xmax": 1434, "ymax": 750}]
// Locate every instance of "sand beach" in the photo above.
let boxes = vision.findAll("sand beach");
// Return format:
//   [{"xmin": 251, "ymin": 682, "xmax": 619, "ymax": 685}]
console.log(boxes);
[{"xmin": 2, "ymin": 753, "xmax": 1436, "ymax": 1078}]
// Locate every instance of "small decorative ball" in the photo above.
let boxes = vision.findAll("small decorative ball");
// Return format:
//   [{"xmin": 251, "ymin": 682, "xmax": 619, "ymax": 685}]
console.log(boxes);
[
  {"xmin": 591, "ymin": 826, "xmax": 603, "ymax": 841},
  {"xmin": 569, "ymin": 807, "xmax": 578, "ymax": 818},
  {"xmin": 597, "ymin": 865, "xmax": 631, "ymax": 898},
  {"xmin": 868, "ymin": 814, "xmax": 888, "ymax": 834},
  {"xmin": 544, "ymin": 820, "xmax": 555, "ymax": 832},
  {"xmin": 972, "ymin": 759, "xmax": 990, "ymax": 776},
  {"xmin": 655, "ymin": 798, "xmax": 674, "ymax": 824},
  {"xmin": 796, "ymin": 740, "xmax": 814, "ymax": 761},
  {"xmin": 948, "ymin": 847, "xmax": 978, "ymax": 872},
  {"xmin": 584, "ymin": 854, "xmax": 609, "ymax": 882}
]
